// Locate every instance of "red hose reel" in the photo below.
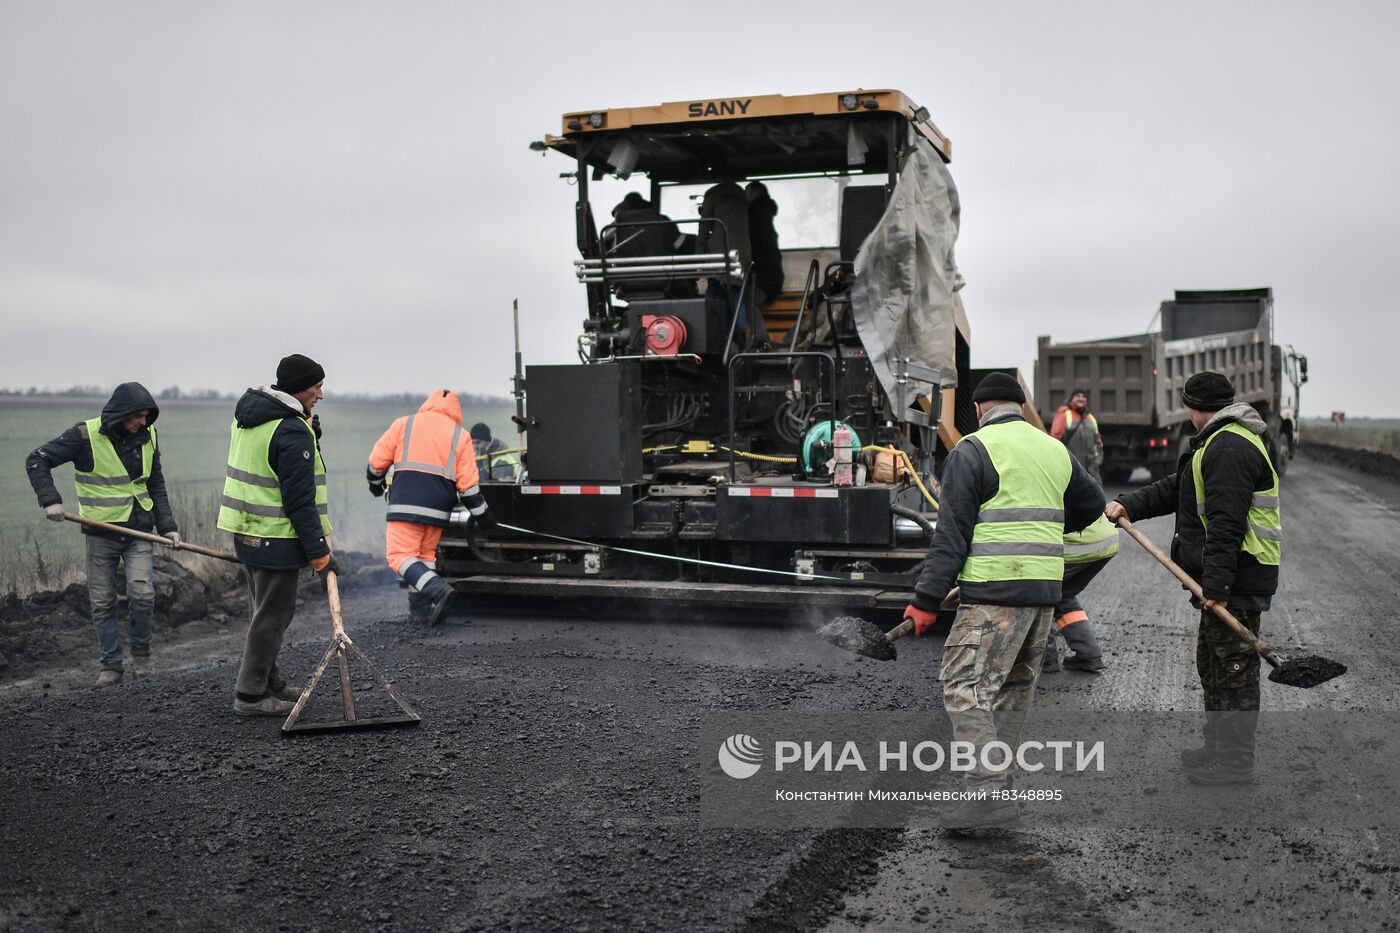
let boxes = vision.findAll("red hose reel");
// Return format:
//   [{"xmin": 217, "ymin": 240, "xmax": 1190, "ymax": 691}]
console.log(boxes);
[{"xmin": 642, "ymin": 315, "xmax": 688, "ymax": 356}]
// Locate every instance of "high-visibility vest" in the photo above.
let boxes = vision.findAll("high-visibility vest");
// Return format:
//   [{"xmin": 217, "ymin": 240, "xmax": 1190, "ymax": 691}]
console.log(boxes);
[
  {"xmin": 958, "ymin": 419, "xmax": 1073, "ymax": 585},
  {"xmin": 1064, "ymin": 410, "xmax": 1098, "ymax": 434},
  {"xmin": 1191, "ymin": 423, "xmax": 1281, "ymax": 566},
  {"xmin": 394, "ymin": 414, "xmax": 466, "ymax": 480},
  {"xmin": 476, "ymin": 444, "xmax": 520, "ymax": 477},
  {"xmin": 216, "ymin": 417, "xmax": 332, "ymax": 539},
  {"xmin": 74, "ymin": 417, "xmax": 155, "ymax": 522},
  {"xmin": 1063, "ymin": 514, "xmax": 1120, "ymax": 565}
]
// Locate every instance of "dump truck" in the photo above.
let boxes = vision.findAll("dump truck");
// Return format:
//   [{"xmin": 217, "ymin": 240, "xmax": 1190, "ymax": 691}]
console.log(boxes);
[
  {"xmin": 436, "ymin": 89, "xmax": 1029, "ymax": 611},
  {"xmin": 1034, "ymin": 288, "xmax": 1308, "ymax": 482}
]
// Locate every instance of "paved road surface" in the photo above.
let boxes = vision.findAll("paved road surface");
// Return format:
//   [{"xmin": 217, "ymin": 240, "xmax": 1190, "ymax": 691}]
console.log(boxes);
[{"xmin": 0, "ymin": 453, "xmax": 1396, "ymax": 931}]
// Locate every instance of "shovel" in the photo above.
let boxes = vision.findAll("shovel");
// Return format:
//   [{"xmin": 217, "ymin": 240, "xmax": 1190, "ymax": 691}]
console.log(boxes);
[
  {"xmin": 281, "ymin": 570, "xmax": 422, "ymax": 734},
  {"xmin": 819, "ymin": 587, "xmax": 961, "ymax": 661},
  {"xmin": 1116, "ymin": 516, "xmax": 1345, "ymax": 689},
  {"xmin": 62, "ymin": 513, "xmax": 238, "ymax": 562}
]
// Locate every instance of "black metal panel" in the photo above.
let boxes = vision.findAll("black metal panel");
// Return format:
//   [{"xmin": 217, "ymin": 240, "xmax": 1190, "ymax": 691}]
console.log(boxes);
[
  {"xmin": 480, "ymin": 484, "xmax": 637, "ymax": 538},
  {"xmin": 717, "ymin": 485, "xmax": 892, "ymax": 545},
  {"xmin": 627, "ymin": 298, "xmax": 729, "ymax": 357},
  {"xmin": 526, "ymin": 363, "xmax": 642, "ymax": 483}
]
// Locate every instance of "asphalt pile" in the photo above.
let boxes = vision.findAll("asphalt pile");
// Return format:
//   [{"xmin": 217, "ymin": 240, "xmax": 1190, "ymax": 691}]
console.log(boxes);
[{"xmin": 0, "ymin": 550, "xmax": 391, "ymax": 678}]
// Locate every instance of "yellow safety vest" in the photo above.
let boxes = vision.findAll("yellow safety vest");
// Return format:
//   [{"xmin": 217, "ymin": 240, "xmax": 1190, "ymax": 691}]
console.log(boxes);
[
  {"xmin": 959, "ymin": 420, "xmax": 1073, "ymax": 585},
  {"xmin": 74, "ymin": 418, "xmax": 155, "ymax": 522},
  {"xmin": 217, "ymin": 417, "xmax": 331, "ymax": 539},
  {"xmin": 1063, "ymin": 514, "xmax": 1120, "ymax": 565},
  {"xmin": 1191, "ymin": 423, "xmax": 1281, "ymax": 566}
]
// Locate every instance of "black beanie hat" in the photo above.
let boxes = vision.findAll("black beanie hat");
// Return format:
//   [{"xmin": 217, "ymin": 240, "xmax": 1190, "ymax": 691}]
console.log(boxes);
[
  {"xmin": 971, "ymin": 372, "xmax": 1026, "ymax": 405},
  {"xmin": 1182, "ymin": 371, "xmax": 1235, "ymax": 412},
  {"xmin": 470, "ymin": 422, "xmax": 492, "ymax": 442},
  {"xmin": 273, "ymin": 354, "xmax": 325, "ymax": 394}
]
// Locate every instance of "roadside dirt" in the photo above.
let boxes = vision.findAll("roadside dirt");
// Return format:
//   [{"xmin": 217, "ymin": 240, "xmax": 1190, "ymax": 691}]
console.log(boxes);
[{"xmin": 0, "ymin": 550, "xmax": 392, "ymax": 680}]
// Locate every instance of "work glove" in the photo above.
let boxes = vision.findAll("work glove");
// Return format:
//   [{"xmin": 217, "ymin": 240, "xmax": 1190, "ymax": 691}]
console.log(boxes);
[
  {"xmin": 471, "ymin": 510, "xmax": 499, "ymax": 532},
  {"xmin": 311, "ymin": 553, "xmax": 340, "ymax": 589},
  {"xmin": 903, "ymin": 604, "xmax": 939, "ymax": 637},
  {"xmin": 44, "ymin": 504, "xmax": 65, "ymax": 523},
  {"xmin": 164, "ymin": 531, "xmax": 182, "ymax": 547},
  {"xmin": 310, "ymin": 414, "xmax": 323, "ymax": 441},
  {"xmin": 368, "ymin": 477, "xmax": 386, "ymax": 498}
]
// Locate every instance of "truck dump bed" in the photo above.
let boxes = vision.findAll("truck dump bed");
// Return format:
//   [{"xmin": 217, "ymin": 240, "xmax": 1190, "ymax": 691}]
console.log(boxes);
[
  {"xmin": 1156, "ymin": 288, "xmax": 1275, "ymax": 424},
  {"xmin": 1035, "ymin": 333, "xmax": 1155, "ymax": 427},
  {"xmin": 1036, "ymin": 288, "xmax": 1275, "ymax": 431}
]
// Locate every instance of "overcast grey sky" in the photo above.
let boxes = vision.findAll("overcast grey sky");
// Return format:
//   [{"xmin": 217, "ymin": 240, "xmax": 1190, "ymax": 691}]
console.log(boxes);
[{"xmin": 2, "ymin": 0, "xmax": 1396, "ymax": 415}]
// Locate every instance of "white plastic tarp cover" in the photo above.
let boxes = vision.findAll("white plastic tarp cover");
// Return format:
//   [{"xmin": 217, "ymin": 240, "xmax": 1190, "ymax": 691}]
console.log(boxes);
[{"xmin": 851, "ymin": 140, "xmax": 962, "ymax": 412}]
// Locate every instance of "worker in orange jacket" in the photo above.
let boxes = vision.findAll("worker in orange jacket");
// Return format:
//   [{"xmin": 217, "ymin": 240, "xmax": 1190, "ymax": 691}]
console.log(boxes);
[{"xmin": 367, "ymin": 389, "xmax": 496, "ymax": 624}]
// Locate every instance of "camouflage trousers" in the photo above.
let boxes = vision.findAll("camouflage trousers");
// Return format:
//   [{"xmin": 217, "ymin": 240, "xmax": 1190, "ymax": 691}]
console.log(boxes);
[
  {"xmin": 1197, "ymin": 608, "xmax": 1263, "ymax": 766},
  {"xmin": 941, "ymin": 603, "xmax": 1054, "ymax": 789}
]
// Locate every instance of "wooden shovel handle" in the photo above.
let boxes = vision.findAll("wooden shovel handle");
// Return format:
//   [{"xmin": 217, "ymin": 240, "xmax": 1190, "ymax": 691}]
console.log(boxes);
[
  {"xmin": 63, "ymin": 512, "xmax": 239, "ymax": 563},
  {"xmin": 888, "ymin": 586, "xmax": 962, "ymax": 641},
  {"xmin": 1115, "ymin": 516, "xmax": 1271, "ymax": 657},
  {"xmin": 324, "ymin": 570, "xmax": 346, "ymax": 637}
]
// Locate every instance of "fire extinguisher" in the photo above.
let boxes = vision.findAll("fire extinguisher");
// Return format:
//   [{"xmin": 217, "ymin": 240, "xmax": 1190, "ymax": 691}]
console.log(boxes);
[{"xmin": 832, "ymin": 423, "xmax": 854, "ymax": 487}]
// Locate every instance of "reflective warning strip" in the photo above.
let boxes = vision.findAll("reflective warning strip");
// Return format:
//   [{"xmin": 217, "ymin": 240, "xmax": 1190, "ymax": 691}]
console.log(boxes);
[
  {"xmin": 522, "ymin": 486, "xmax": 623, "ymax": 495},
  {"xmin": 727, "ymin": 487, "xmax": 839, "ymax": 499}
]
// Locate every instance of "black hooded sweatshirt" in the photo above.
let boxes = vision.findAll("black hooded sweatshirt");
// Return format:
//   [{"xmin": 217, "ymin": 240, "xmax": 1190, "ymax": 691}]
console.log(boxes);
[
  {"xmin": 26, "ymin": 382, "xmax": 177, "ymax": 539},
  {"xmin": 226, "ymin": 388, "xmax": 331, "ymax": 570},
  {"xmin": 747, "ymin": 190, "xmax": 785, "ymax": 301}
]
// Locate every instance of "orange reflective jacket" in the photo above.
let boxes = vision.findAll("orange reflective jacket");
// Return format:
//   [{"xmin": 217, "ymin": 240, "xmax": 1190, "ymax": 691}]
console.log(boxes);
[{"xmin": 368, "ymin": 389, "xmax": 481, "ymax": 525}]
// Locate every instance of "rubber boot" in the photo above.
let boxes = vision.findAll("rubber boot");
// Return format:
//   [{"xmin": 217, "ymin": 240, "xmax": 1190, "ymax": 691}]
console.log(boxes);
[
  {"xmin": 407, "ymin": 588, "xmax": 433, "ymax": 624},
  {"xmin": 1060, "ymin": 620, "xmax": 1105, "ymax": 672},
  {"xmin": 421, "ymin": 576, "xmax": 456, "ymax": 627},
  {"xmin": 1187, "ymin": 709, "xmax": 1257, "ymax": 785},
  {"xmin": 1041, "ymin": 633, "xmax": 1062, "ymax": 673}
]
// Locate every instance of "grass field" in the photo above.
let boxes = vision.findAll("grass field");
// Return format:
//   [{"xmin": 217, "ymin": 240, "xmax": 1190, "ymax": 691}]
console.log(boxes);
[
  {"xmin": 0, "ymin": 395, "xmax": 514, "ymax": 593},
  {"xmin": 1305, "ymin": 424, "xmax": 1400, "ymax": 456}
]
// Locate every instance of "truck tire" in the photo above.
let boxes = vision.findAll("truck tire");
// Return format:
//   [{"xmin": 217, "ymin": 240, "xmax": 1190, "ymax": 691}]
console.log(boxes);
[{"xmin": 1271, "ymin": 434, "xmax": 1289, "ymax": 477}]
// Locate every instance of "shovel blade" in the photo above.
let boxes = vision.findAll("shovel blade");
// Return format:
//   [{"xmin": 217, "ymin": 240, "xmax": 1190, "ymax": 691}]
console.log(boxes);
[
  {"xmin": 1268, "ymin": 655, "xmax": 1347, "ymax": 689},
  {"xmin": 817, "ymin": 616, "xmax": 897, "ymax": 661}
]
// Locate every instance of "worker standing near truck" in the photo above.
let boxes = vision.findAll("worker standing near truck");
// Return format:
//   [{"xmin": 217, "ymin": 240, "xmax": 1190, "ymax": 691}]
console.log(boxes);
[
  {"xmin": 1043, "ymin": 514, "xmax": 1119, "ymax": 673},
  {"xmin": 217, "ymin": 354, "xmax": 336, "ymax": 717},
  {"xmin": 904, "ymin": 373, "xmax": 1105, "ymax": 830},
  {"xmin": 25, "ymin": 382, "xmax": 180, "ymax": 686},
  {"xmin": 1050, "ymin": 388, "xmax": 1103, "ymax": 483},
  {"xmin": 1107, "ymin": 371, "xmax": 1281, "ymax": 785},
  {"xmin": 367, "ymin": 389, "xmax": 496, "ymax": 625}
]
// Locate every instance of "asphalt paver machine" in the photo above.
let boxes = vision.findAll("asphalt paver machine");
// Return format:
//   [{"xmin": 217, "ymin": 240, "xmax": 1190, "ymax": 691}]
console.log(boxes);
[{"xmin": 440, "ymin": 89, "xmax": 1012, "ymax": 613}]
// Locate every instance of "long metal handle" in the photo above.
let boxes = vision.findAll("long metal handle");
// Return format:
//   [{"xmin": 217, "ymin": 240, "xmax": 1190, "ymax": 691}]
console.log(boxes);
[
  {"xmin": 1115, "ymin": 516, "xmax": 1278, "ymax": 664},
  {"xmin": 62, "ymin": 513, "xmax": 238, "ymax": 563}
]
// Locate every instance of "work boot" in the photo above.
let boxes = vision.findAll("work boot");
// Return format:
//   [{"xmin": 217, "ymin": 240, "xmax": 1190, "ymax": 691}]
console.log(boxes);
[
  {"xmin": 1063, "ymin": 653, "xmax": 1106, "ymax": 673},
  {"xmin": 129, "ymin": 654, "xmax": 152, "ymax": 679},
  {"xmin": 407, "ymin": 588, "xmax": 433, "ymax": 625},
  {"xmin": 1060, "ymin": 620, "xmax": 1104, "ymax": 672},
  {"xmin": 1041, "ymin": 646, "xmax": 1062, "ymax": 673},
  {"xmin": 422, "ymin": 578, "xmax": 456, "ymax": 627},
  {"xmin": 95, "ymin": 668, "xmax": 123, "ymax": 687},
  {"xmin": 1185, "ymin": 759, "xmax": 1256, "ymax": 785},
  {"xmin": 267, "ymin": 684, "xmax": 302, "ymax": 702},
  {"xmin": 1179, "ymin": 745, "xmax": 1216, "ymax": 767},
  {"xmin": 232, "ymin": 695, "xmax": 295, "ymax": 718},
  {"xmin": 943, "ymin": 797, "xmax": 1020, "ymax": 832}
]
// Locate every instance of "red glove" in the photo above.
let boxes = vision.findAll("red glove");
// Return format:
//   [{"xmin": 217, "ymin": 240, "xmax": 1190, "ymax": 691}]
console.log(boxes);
[{"xmin": 904, "ymin": 604, "xmax": 938, "ymax": 636}]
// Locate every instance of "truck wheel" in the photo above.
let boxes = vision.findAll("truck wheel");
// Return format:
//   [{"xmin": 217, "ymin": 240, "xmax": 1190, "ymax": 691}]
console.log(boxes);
[
  {"xmin": 1271, "ymin": 434, "xmax": 1289, "ymax": 477},
  {"xmin": 1102, "ymin": 466, "xmax": 1132, "ymax": 485}
]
